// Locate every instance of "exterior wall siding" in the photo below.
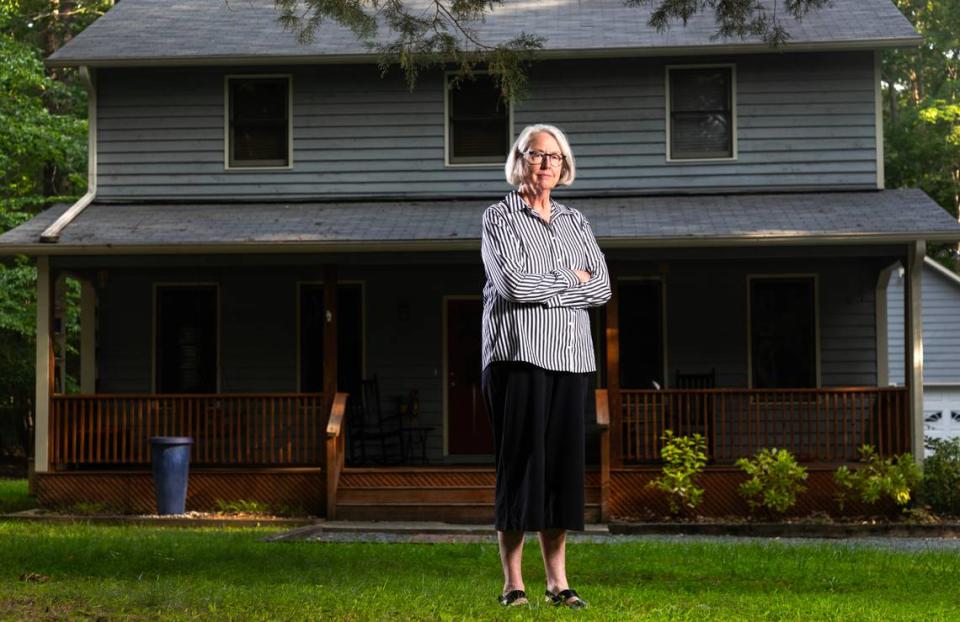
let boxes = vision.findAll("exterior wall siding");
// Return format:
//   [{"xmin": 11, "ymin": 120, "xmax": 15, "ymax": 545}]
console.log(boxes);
[
  {"xmin": 95, "ymin": 51, "xmax": 878, "ymax": 200},
  {"xmin": 71, "ymin": 248, "xmax": 893, "ymax": 463},
  {"xmin": 887, "ymin": 263, "xmax": 960, "ymax": 386}
]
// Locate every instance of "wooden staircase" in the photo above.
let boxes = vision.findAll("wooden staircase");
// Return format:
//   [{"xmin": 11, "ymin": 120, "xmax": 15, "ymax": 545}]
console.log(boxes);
[
  {"xmin": 333, "ymin": 466, "xmax": 603, "ymax": 523},
  {"xmin": 325, "ymin": 390, "xmax": 611, "ymax": 523}
]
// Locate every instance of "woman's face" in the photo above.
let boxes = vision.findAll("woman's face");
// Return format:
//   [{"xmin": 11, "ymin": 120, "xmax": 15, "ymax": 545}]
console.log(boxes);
[{"xmin": 521, "ymin": 131, "xmax": 564, "ymax": 192}]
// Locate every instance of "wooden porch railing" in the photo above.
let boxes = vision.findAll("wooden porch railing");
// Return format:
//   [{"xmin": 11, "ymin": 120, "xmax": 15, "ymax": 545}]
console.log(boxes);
[
  {"xmin": 594, "ymin": 388, "xmax": 610, "ymax": 522},
  {"xmin": 325, "ymin": 392, "xmax": 349, "ymax": 519},
  {"xmin": 618, "ymin": 387, "xmax": 910, "ymax": 465},
  {"xmin": 49, "ymin": 393, "xmax": 326, "ymax": 467}
]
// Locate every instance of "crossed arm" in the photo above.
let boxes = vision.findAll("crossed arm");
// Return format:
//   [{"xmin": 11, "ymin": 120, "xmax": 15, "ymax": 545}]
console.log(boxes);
[{"xmin": 480, "ymin": 207, "xmax": 611, "ymax": 309}]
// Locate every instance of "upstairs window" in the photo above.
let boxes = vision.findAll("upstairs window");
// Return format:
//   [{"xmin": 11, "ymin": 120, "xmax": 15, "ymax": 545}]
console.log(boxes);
[
  {"xmin": 667, "ymin": 65, "xmax": 735, "ymax": 161},
  {"xmin": 226, "ymin": 76, "xmax": 291, "ymax": 168},
  {"xmin": 445, "ymin": 73, "xmax": 511, "ymax": 165}
]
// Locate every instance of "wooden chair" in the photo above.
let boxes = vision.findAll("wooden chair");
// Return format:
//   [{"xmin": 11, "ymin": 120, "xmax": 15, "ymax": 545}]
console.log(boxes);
[
  {"xmin": 346, "ymin": 375, "xmax": 404, "ymax": 465},
  {"xmin": 673, "ymin": 368, "xmax": 717, "ymax": 462},
  {"xmin": 674, "ymin": 368, "xmax": 716, "ymax": 389}
]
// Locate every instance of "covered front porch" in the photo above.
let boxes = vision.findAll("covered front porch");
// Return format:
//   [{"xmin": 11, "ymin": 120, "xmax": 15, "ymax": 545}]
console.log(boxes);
[
  {"xmin": 27, "ymin": 242, "xmax": 925, "ymax": 518},
  {"xmin": 2, "ymin": 190, "xmax": 951, "ymax": 518}
]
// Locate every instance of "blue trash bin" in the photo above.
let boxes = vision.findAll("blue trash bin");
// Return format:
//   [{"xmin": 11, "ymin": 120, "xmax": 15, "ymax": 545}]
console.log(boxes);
[{"xmin": 151, "ymin": 436, "xmax": 193, "ymax": 515}]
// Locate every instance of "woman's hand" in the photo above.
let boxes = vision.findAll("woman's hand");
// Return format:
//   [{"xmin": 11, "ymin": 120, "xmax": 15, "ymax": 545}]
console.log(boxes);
[{"xmin": 573, "ymin": 269, "xmax": 592, "ymax": 284}]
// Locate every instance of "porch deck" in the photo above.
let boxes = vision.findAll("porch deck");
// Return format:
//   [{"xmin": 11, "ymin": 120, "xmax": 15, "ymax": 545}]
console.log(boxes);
[{"xmin": 34, "ymin": 387, "xmax": 909, "ymax": 519}]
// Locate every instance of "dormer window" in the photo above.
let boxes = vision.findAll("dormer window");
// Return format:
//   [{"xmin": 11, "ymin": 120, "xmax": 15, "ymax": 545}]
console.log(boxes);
[
  {"xmin": 225, "ymin": 75, "xmax": 292, "ymax": 169},
  {"xmin": 666, "ymin": 65, "xmax": 736, "ymax": 161},
  {"xmin": 445, "ymin": 73, "xmax": 512, "ymax": 166}
]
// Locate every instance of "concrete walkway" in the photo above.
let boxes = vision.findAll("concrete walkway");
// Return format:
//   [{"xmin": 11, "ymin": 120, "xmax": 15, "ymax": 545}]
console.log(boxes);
[{"xmin": 264, "ymin": 521, "xmax": 960, "ymax": 551}]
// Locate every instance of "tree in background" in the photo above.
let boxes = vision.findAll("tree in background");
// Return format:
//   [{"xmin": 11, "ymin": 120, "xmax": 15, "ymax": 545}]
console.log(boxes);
[
  {"xmin": 883, "ymin": 0, "xmax": 960, "ymax": 267},
  {"xmin": 0, "ymin": 0, "xmax": 111, "ymax": 460}
]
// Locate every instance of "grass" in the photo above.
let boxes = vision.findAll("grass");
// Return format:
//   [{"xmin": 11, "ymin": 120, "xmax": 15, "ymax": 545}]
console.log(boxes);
[
  {"xmin": 1, "ymin": 522, "xmax": 959, "ymax": 621},
  {"xmin": 0, "ymin": 479, "xmax": 34, "ymax": 514}
]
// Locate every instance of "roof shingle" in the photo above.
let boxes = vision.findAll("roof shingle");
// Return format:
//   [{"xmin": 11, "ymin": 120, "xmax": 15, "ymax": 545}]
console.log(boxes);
[{"xmin": 46, "ymin": 0, "xmax": 920, "ymax": 66}]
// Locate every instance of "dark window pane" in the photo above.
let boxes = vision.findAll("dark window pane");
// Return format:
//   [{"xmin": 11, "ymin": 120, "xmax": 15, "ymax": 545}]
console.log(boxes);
[
  {"xmin": 229, "ymin": 78, "xmax": 289, "ymax": 166},
  {"xmin": 448, "ymin": 75, "xmax": 509, "ymax": 163},
  {"xmin": 618, "ymin": 280, "xmax": 664, "ymax": 389},
  {"xmin": 156, "ymin": 287, "xmax": 217, "ymax": 394},
  {"xmin": 751, "ymin": 279, "xmax": 816, "ymax": 389},
  {"xmin": 669, "ymin": 67, "xmax": 732, "ymax": 159},
  {"xmin": 300, "ymin": 284, "xmax": 363, "ymax": 396}
]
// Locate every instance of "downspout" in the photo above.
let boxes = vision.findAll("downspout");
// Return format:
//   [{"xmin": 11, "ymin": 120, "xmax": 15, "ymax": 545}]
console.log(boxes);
[{"xmin": 40, "ymin": 65, "xmax": 97, "ymax": 242}]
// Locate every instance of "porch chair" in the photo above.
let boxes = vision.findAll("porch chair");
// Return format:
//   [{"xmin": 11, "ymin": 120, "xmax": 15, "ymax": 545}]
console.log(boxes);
[
  {"xmin": 672, "ymin": 368, "xmax": 717, "ymax": 462},
  {"xmin": 346, "ymin": 375, "xmax": 405, "ymax": 466}
]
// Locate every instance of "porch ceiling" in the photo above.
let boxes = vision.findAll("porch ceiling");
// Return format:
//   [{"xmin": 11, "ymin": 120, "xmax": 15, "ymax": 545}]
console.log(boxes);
[{"xmin": 1, "ymin": 189, "xmax": 958, "ymax": 255}]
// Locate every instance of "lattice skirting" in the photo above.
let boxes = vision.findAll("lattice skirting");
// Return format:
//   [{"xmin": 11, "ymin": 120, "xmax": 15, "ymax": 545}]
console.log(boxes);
[
  {"xmin": 36, "ymin": 469, "xmax": 326, "ymax": 515},
  {"xmin": 610, "ymin": 467, "xmax": 896, "ymax": 519}
]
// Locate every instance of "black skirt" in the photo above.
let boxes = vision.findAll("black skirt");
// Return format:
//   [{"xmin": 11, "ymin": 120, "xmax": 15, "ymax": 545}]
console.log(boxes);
[{"xmin": 481, "ymin": 361, "xmax": 589, "ymax": 531}]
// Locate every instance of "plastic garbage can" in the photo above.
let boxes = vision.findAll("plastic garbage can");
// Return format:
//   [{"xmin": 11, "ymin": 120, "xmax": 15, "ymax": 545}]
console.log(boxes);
[{"xmin": 151, "ymin": 436, "xmax": 193, "ymax": 515}]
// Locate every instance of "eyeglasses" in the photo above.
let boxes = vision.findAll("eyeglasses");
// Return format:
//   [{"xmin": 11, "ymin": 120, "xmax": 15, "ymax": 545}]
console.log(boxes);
[{"xmin": 522, "ymin": 149, "xmax": 565, "ymax": 168}]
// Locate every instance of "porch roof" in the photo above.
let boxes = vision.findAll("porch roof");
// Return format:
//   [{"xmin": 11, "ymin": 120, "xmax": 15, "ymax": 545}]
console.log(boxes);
[
  {"xmin": 46, "ymin": 0, "xmax": 919, "ymax": 67},
  {"xmin": 1, "ymin": 189, "xmax": 958, "ymax": 255}
]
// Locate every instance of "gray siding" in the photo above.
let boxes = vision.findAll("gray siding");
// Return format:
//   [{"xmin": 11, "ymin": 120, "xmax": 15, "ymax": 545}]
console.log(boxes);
[
  {"xmin": 887, "ymin": 262, "xmax": 960, "ymax": 385},
  {"xmin": 642, "ymin": 256, "xmax": 885, "ymax": 388},
  {"xmin": 82, "ymin": 249, "xmax": 892, "ymax": 462},
  {"xmin": 95, "ymin": 52, "xmax": 878, "ymax": 200}
]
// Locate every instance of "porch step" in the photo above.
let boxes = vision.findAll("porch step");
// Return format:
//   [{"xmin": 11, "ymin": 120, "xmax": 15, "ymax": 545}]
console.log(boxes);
[
  {"xmin": 335, "ymin": 501, "xmax": 602, "ymax": 524},
  {"xmin": 334, "ymin": 467, "xmax": 601, "ymax": 523}
]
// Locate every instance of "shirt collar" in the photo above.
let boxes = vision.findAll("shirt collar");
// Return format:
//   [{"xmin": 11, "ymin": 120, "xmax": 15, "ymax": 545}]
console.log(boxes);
[{"xmin": 504, "ymin": 190, "xmax": 571, "ymax": 218}]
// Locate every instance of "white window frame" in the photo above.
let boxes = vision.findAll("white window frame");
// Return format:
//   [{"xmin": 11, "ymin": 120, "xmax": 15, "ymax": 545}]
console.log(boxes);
[
  {"xmin": 443, "ymin": 70, "xmax": 514, "ymax": 168},
  {"xmin": 151, "ymin": 282, "xmax": 221, "ymax": 394},
  {"xmin": 746, "ymin": 274, "xmax": 821, "ymax": 390},
  {"xmin": 224, "ymin": 74, "xmax": 294, "ymax": 171},
  {"xmin": 665, "ymin": 63, "xmax": 738, "ymax": 163}
]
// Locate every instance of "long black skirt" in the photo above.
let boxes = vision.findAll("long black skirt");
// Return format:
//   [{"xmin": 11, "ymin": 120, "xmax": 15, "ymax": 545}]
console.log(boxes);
[{"xmin": 481, "ymin": 361, "xmax": 589, "ymax": 532}]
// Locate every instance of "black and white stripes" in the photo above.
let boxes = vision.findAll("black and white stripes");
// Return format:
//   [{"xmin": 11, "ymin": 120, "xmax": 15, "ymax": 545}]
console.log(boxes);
[{"xmin": 481, "ymin": 190, "xmax": 612, "ymax": 373}]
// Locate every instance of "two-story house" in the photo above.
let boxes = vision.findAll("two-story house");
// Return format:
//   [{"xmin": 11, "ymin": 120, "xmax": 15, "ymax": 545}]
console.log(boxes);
[{"xmin": 2, "ymin": 0, "xmax": 959, "ymax": 520}]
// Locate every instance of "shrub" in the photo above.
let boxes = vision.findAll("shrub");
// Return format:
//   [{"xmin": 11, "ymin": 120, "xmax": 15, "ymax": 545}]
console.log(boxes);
[
  {"xmin": 920, "ymin": 437, "xmax": 960, "ymax": 516},
  {"xmin": 735, "ymin": 448, "xmax": 808, "ymax": 514},
  {"xmin": 646, "ymin": 430, "xmax": 708, "ymax": 517},
  {"xmin": 214, "ymin": 499, "xmax": 273, "ymax": 515},
  {"xmin": 834, "ymin": 445, "xmax": 922, "ymax": 511}
]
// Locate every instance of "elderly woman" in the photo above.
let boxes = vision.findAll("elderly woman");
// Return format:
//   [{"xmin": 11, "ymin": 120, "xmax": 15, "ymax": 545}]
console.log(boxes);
[{"xmin": 480, "ymin": 124, "xmax": 611, "ymax": 609}]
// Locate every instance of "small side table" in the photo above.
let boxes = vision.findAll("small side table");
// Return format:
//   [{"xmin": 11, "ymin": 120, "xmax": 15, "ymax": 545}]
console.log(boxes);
[{"xmin": 401, "ymin": 426, "xmax": 434, "ymax": 464}]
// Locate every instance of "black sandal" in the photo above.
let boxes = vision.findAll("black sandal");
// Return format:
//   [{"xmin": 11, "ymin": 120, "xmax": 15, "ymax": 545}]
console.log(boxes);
[
  {"xmin": 545, "ymin": 588, "xmax": 588, "ymax": 609},
  {"xmin": 498, "ymin": 589, "xmax": 528, "ymax": 607}
]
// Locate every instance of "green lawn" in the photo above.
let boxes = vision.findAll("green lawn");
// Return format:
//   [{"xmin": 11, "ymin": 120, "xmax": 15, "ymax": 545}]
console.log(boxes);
[
  {"xmin": 0, "ymin": 521, "xmax": 958, "ymax": 621},
  {"xmin": 0, "ymin": 479, "xmax": 34, "ymax": 514}
]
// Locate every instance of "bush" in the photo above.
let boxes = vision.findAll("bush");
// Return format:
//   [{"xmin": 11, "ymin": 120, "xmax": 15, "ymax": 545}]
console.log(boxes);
[
  {"xmin": 920, "ymin": 437, "xmax": 960, "ymax": 516},
  {"xmin": 646, "ymin": 430, "xmax": 708, "ymax": 517},
  {"xmin": 834, "ymin": 445, "xmax": 922, "ymax": 511},
  {"xmin": 735, "ymin": 448, "xmax": 808, "ymax": 514}
]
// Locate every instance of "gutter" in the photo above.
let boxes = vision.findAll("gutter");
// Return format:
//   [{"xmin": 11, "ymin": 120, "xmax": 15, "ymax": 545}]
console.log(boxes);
[
  {"xmin": 40, "ymin": 66, "xmax": 96, "ymax": 243},
  {"xmin": 43, "ymin": 37, "xmax": 925, "ymax": 69},
  {"xmin": 3, "ymin": 231, "xmax": 960, "ymax": 256}
]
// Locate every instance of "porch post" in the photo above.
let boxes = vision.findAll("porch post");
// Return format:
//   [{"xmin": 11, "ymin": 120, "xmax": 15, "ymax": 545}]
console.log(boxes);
[
  {"xmin": 605, "ymin": 263, "xmax": 621, "ymax": 467},
  {"xmin": 904, "ymin": 241, "xmax": 925, "ymax": 463},
  {"xmin": 323, "ymin": 266, "xmax": 338, "ymax": 415},
  {"xmin": 34, "ymin": 256, "xmax": 54, "ymax": 473},
  {"xmin": 80, "ymin": 279, "xmax": 97, "ymax": 393}
]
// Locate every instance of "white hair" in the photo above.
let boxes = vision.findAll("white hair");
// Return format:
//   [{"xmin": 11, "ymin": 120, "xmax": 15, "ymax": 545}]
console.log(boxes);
[{"xmin": 504, "ymin": 124, "xmax": 576, "ymax": 187}]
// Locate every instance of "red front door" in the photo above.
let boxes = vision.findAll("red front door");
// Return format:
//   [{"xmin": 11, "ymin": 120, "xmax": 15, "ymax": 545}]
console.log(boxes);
[{"xmin": 446, "ymin": 298, "xmax": 494, "ymax": 455}]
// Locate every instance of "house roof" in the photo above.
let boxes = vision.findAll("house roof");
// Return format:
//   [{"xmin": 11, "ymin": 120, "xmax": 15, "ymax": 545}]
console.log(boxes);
[
  {"xmin": 1, "ymin": 189, "xmax": 957, "ymax": 255},
  {"xmin": 46, "ymin": 0, "xmax": 920, "ymax": 67}
]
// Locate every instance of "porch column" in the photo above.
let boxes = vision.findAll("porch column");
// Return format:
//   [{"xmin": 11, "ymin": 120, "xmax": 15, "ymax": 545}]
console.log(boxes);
[
  {"xmin": 904, "ymin": 241, "xmax": 925, "ymax": 463},
  {"xmin": 605, "ymin": 263, "xmax": 621, "ymax": 467},
  {"xmin": 34, "ymin": 256, "xmax": 54, "ymax": 473},
  {"xmin": 80, "ymin": 279, "xmax": 97, "ymax": 393},
  {"xmin": 323, "ymin": 266, "xmax": 338, "ymax": 415}
]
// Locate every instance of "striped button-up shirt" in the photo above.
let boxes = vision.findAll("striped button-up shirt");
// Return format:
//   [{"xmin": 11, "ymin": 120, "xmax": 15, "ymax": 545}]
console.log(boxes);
[{"xmin": 481, "ymin": 190, "xmax": 612, "ymax": 373}]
